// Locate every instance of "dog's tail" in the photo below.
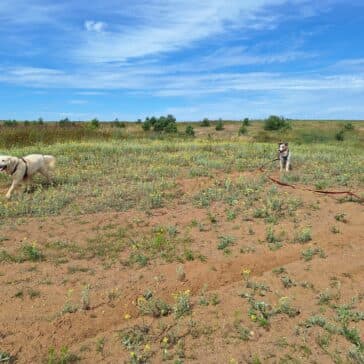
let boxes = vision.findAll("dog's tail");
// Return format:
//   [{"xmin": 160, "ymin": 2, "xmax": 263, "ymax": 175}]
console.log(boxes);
[{"xmin": 43, "ymin": 155, "xmax": 56, "ymax": 170}]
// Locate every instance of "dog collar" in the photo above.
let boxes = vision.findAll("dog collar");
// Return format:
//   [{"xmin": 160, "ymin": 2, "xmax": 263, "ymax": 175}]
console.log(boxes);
[
  {"xmin": 10, "ymin": 161, "xmax": 19, "ymax": 175},
  {"xmin": 21, "ymin": 158, "xmax": 28, "ymax": 179}
]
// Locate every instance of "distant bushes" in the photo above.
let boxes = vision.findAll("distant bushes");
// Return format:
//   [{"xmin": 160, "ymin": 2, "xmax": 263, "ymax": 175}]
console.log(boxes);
[
  {"xmin": 185, "ymin": 125, "xmax": 195, "ymax": 136},
  {"xmin": 264, "ymin": 115, "xmax": 290, "ymax": 131},
  {"xmin": 215, "ymin": 119, "xmax": 224, "ymax": 131},
  {"xmin": 238, "ymin": 124, "xmax": 247, "ymax": 135},
  {"xmin": 0, "ymin": 124, "xmax": 113, "ymax": 148},
  {"xmin": 201, "ymin": 118, "xmax": 211, "ymax": 127},
  {"xmin": 243, "ymin": 117, "xmax": 250, "ymax": 126},
  {"xmin": 90, "ymin": 118, "xmax": 100, "ymax": 129},
  {"xmin": 142, "ymin": 115, "xmax": 177, "ymax": 133}
]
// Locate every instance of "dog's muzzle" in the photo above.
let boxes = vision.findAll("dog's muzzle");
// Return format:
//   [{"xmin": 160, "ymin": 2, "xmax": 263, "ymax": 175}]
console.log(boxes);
[{"xmin": 0, "ymin": 164, "xmax": 7, "ymax": 172}]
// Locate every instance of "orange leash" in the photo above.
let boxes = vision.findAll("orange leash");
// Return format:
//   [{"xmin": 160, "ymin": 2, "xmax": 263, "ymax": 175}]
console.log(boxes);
[{"xmin": 258, "ymin": 163, "xmax": 363, "ymax": 203}]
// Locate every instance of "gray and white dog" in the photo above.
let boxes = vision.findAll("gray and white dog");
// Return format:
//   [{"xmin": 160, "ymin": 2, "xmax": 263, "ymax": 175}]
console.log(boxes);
[{"xmin": 278, "ymin": 142, "xmax": 291, "ymax": 172}]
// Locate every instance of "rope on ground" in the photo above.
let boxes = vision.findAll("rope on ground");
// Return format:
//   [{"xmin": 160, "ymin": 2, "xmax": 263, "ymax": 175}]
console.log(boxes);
[{"xmin": 258, "ymin": 162, "xmax": 363, "ymax": 203}]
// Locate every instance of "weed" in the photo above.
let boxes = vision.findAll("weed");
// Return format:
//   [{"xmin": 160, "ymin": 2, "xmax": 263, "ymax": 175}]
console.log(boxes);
[
  {"xmin": 294, "ymin": 228, "xmax": 312, "ymax": 244},
  {"xmin": 281, "ymin": 276, "xmax": 297, "ymax": 289},
  {"xmin": 176, "ymin": 265, "xmax": 186, "ymax": 281},
  {"xmin": 0, "ymin": 351, "xmax": 12, "ymax": 363},
  {"xmin": 119, "ymin": 325, "xmax": 151, "ymax": 363},
  {"xmin": 272, "ymin": 267, "xmax": 287, "ymax": 276},
  {"xmin": 81, "ymin": 285, "xmax": 91, "ymax": 310},
  {"xmin": 173, "ymin": 290, "xmax": 192, "ymax": 318},
  {"xmin": 301, "ymin": 247, "xmax": 326, "ymax": 261},
  {"xmin": 240, "ymin": 246, "xmax": 256, "ymax": 254},
  {"xmin": 330, "ymin": 226, "xmax": 340, "ymax": 234},
  {"xmin": 335, "ymin": 213, "xmax": 347, "ymax": 223},
  {"xmin": 47, "ymin": 346, "xmax": 79, "ymax": 364},
  {"xmin": 62, "ymin": 289, "xmax": 78, "ymax": 314},
  {"xmin": 137, "ymin": 293, "xmax": 171, "ymax": 318},
  {"xmin": 234, "ymin": 321, "xmax": 251, "ymax": 341},
  {"xmin": 217, "ymin": 235, "xmax": 235, "ymax": 252},
  {"xmin": 20, "ymin": 243, "xmax": 45, "ymax": 262}
]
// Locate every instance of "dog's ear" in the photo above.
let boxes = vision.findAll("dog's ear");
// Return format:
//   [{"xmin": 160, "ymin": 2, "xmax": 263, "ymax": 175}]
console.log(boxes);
[
  {"xmin": 8, "ymin": 157, "xmax": 18, "ymax": 169},
  {"xmin": 285, "ymin": 142, "xmax": 288, "ymax": 146}
]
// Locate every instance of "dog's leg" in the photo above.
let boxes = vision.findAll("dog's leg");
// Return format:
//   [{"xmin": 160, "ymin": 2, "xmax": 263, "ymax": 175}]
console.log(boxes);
[
  {"xmin": 279, "ymin": 159, "xmax": 284, "ymax": 172},
  {"xmin": 5, "ymin": 180, "xmax": 19, "ymax": 199},
  {"xmin": 286, "ymin": 161, "xmax": 290, "ymax": 172},
  {"xmin": 39, "ymin": 168, "xmax": 51, "ymax": 183}
]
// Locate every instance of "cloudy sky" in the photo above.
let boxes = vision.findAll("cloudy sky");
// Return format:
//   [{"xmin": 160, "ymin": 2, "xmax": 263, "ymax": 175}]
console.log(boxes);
[{"xmin": 0, "ymin": 0, "xmax": 363, "ymax": 121}]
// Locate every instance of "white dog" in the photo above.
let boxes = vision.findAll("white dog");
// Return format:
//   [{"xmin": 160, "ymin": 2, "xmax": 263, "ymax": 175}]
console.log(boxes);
[
  {"xmin": 278, "ymin": 142, "xmax": 291, "ymax": 172},
  {"xmin": 0, "ymin": 154, "xmax": 56, "ymax": 199}
]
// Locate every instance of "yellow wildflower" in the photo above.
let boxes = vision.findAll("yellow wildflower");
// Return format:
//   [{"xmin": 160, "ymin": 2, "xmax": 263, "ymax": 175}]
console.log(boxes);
[{"xmin": 144, "ymin": 344, "xmax": 151, "ymax": 351}]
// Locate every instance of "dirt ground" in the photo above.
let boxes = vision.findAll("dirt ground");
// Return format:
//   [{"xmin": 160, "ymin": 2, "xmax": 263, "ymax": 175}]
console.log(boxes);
[{"xmin": 0, "ymin": 171, "xmax": 363, "ymax": 363}]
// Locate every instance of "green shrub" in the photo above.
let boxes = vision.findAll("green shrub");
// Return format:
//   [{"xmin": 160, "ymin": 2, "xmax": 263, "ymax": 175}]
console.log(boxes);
[
  {"xmin": 264, "ymin": 115, "xmax": 290, "ymax": 131},
  {"xmin": 335, "ymin": 129, "xmax": 345, "ymax": 141},
  {"xmin": 113, "ymin": 120, "xmax": 126, "ymax": 128},
  {"xmin": 90, "ymin": 118, "xmax": 100, "ymax": 129},
  {"xmin": 142, "ymin": 121, "xmax": 151, "ymax": 131},
  {"xmin": 59, "ymin": 118, "xmax": 71, "ymax": 127},
  {"xmin": 215, "ymin": 120, "xmax": 224, "ymax": 131},
  {"xmin": 3, "ymin": 120, "xmax": 17, "ymax": 127},
  {"xmin": 201, "ymin": 118, "xmax": 211, "ymax": 127},
  {"xmin": 185, "ymin": 125, "xmax": 195, "ymax": 136},
  {"xmin": 344, "ymin": 122, "xmax": 354, "ymax": 130},
  {"xmin": 238, "ymin": 124, "xmax": 247, "ymax": 135},
  {"xmin": 243, "ymin": 117, "xmax": 250, "ymax": 126},
  {"xmin": 143, "ymin": 115, "xmax": 177, "ymax": 133}
]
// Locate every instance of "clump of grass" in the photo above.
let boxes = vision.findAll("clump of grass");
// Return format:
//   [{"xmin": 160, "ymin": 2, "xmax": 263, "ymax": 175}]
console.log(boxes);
[
  {"xmin": 294, "ymin": 228, "xmax": 312, "ymax": 244},
  {"xmin": 47, "ymin": 346, "xmax": 79, "ymax": 364},
  {"xmin": 266, "ymin": 226, "xmax": 283, "ymax": 250},
  {"xmin": 62, "ymin": 289, "xmax": 78, "ymax": 314},
  {"xmin": 217, "ymin": 235, "xmax": 235, "ymax": 251},
  {"xmin": 301, "ymin": 247, "xmax": 326, "ymax": 261},
  {"xmin": 275, "ymin": 297, "xmax": 300, "ymax": 318},
  {"xmin": 20, "ymin": 243, "xmax": 45, "ymax": 262},
  {"xmin": 119, "ymin": 325, "xmax": 151, "ymax": 363},
  {"xmin": 335, "ymin": 213, "xmax": 347, "ymax": 223},
  {"xmin": 330, "ymin": 226, "xmax": 340, "ymax": 234},
  {"xmin": 0, "ymin": 351, "xmax": 12, "ymax": 363},
  {"xmin": 234, "ymin": 321, "xmax": 251, "ymax": 341},
  {"xmin": 176, "ymin": 265, "xmax": 186, "ymax": 282},
  {"xmin": 173, "ymin": 290, "xmax": 192, "ymax": 318},
  {"xmin": 96, "ymin": 337, "xmax": 105, "ymax": 355},
  {"xmin": 81, "ymin": 284, "xmax": 91, "ymax": 310},
  {"xmin": 272, "ymin": 267, "xmax": 286, "ymax": 276},
  {"xmin": 281, "ymin": 276, "xmax": 297, "ymax": 289},
  {"xmin": 137, "ymin": 293, "xmax": 171, "ymax": 318}
]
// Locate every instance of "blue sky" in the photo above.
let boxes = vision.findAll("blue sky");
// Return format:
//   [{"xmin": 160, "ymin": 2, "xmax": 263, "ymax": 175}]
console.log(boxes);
[{"xmin": 0, "ymin": 0, "xmax": 363, "ymax": 121}]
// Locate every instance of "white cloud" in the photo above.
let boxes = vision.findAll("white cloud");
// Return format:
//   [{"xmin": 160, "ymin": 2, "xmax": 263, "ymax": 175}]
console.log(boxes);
[
  {"xmin": 84, "ymin": 20, "xmax": 106, "ymax": 32},
  {"xmin": 74, "ymin": 0, "xmax": 302, "ymax": 62}
]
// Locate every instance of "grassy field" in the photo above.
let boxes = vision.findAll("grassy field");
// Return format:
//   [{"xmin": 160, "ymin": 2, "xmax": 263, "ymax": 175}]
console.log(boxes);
[{"xmin": 0, "ymin": 120, "xmax": 363, "ymax": 363}]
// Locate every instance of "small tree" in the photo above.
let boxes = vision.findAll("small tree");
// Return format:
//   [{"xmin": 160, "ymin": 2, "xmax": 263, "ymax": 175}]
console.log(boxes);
[
  {"xmin": 4, "ymin": 120, "xmax": 17, "ymax": 127},
  {"xmin": 215, "ymin": 119, "xmax": 224, "ymax": 131},
  {"xmin": 243, "ymin": 117, "xmax": 250, "ymax": 126},
  {"xmin": 335, "ymin": 129, "xmax": 344, "ymax": 141},
  {"xmin": 201, "ymin": 118, "xmax": 210, "ymax": 127},
  {"xmin": 38, "ymin": 117, "xmax": 44, "ymax": 125},
  {"xmin": 238, "ymin": 124, "xmax": 247, "ymax": 135},
  {"xmin": 59, "ymin": 117, "xmax": 71, "ymax": 127},
  {"xmin": 114, "ymin": 119, "xmax": 126, "ymax": 128},
  {"xmin": 142, "ymin": 120, "xmax": 151, "ymax": 131},
  {"xmin": 90, "ymin": 118, "xmax": 100, "ymax": 128},
  {"xmin": 264, "ymin": 115, "xmax": 289, "ymax": 131},
  {"xmin": 185, "ymin": 125, "xmax": 195, "ymax": 136}
]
